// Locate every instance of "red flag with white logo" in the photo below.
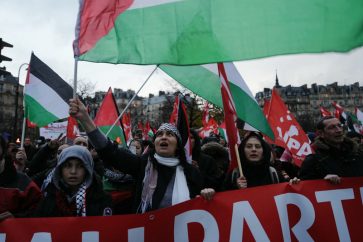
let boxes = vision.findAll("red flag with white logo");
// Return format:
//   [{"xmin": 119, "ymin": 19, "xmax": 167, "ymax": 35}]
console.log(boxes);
[
  {"xmin": 320, "ymin": 107, "xmax": 332, "ymax": 117},
  {"xmin": 170, "ymin": 95, "xmax": 192, "ymax": 163},
  {"xmin": 263, "ymin": 89, "xmax": 312, "ymax": 166},
  {"xmin": 122, "ymin": 112, "xmax": 132, "ymax": 144},
  {"xmin": 66, "ymin": 116, "xmax": 80, "ymax": 141}
]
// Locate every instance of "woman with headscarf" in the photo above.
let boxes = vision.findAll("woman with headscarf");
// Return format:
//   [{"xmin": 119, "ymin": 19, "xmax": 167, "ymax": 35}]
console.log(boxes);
[
  {"xmin": 34, "ymin": 145, "xmax": 112, "ymax": 217},
  {"xmin": 69, "ymin": 98, "xmax": 202, "ymax": 213},
  {"xmin": 201, "ymin": 132, "xmax": 283, "ymax": 199}
]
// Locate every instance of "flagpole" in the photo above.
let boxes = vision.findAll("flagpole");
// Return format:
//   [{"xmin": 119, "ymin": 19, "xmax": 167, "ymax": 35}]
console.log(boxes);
[
  {"xmin": 105, "ymin": 65, "xmax": 159, "ymax": 136},
  {"xmin": 73, "ymin": 58, "xmax": 78, "ymax": 98},
  {"xmin": 18, "ymin": 62, "xmax": 29, "ymax": 149},
  {"xmin": 234, "ymin": 144, "xmax": 244, "ymax": 177}
]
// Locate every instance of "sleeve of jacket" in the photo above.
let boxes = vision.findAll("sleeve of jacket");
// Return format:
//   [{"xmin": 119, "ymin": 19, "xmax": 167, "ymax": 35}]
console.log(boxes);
[
  {"xmin": 27, "ymin": 144, "xmax": 55, "ymax": 177},
  {"xmin": 298, "ymin": 154, "xmax": 321, "ymax": 180},
  {"xmin": 88, "ymin": 128, "xmax": 145, "ymax": 178}
]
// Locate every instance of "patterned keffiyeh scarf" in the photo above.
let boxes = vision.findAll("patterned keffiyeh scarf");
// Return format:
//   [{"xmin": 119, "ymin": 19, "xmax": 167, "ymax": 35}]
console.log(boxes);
[{"xmin": 76, "ymin": 182, "xmax": 87, "ymax": 217}]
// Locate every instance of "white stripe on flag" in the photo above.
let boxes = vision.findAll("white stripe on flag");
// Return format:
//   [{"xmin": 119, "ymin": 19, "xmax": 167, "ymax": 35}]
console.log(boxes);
[{"xmin": 26, "ymin": 74, "xmax": 69, "ymax": 119}]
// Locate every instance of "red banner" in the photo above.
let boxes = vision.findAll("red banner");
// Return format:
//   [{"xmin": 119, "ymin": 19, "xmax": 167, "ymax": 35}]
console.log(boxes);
[
  {"xmin": 263, "ymin": 89, "xmax": 312, "ymax": 166},
  {"xmin": 1, "ymin": 178, "xmax": 363, "ymax": 242}
]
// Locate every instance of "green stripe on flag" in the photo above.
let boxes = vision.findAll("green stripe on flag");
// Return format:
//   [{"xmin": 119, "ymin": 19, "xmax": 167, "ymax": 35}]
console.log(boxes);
[
  {"xmin": 24, "ymin": 95, "xmax": 60, "ymax": 127},
  {"xmin": 79, "ymin": 0, "xmax": 363, "ymax": 65},
  {"xmin": 160, "ymin": 64, "xmax": 274, "ymax": 138},
  {"xmin": 99, "ymin": 125, "xmax": 126, "ymax": 146}
]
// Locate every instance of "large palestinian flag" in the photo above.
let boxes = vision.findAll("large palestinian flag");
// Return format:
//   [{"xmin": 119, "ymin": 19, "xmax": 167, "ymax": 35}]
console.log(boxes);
[
  {"xmin": 24, "ymin": 53, "xmax": 73, "ymax": 127},
  {"xmin": 160, "ymin": 63, "xmax": 274, "ymax": 139},
  {"xmin": 74, "ymin": 0, "xmax": 363, "ymax": 65}
]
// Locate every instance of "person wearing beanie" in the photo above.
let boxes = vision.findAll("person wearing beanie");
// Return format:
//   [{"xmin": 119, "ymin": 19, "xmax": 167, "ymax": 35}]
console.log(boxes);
[
  {"xmin": 0, "ymin": 136, "xmax": 42, "ymax": 221},
  {"xmin": 69, "ymin": 98, "xmax": 202, "ymax": 213},
  {"xmin": 34, "ymin": 145, "xmax": 112, "ymax": 217}
]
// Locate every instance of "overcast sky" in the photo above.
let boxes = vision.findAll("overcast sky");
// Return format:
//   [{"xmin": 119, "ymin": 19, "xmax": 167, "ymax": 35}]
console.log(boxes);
[{"xmin": 1, "ymin": 0, "xmax": 362, "ymax": 97}]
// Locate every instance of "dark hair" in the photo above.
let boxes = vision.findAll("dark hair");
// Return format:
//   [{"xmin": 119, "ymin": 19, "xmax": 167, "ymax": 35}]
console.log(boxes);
[
  {"xmin": 190, "ymin": 129, "xmax": 201, "ymax": 161},
  {"xmin": 239, "ymin": 132, "xmax": 271, "ymax": 164},
  {"xmin": 316, "ymin": 115, "xmax": 336, "ymax": 131},
  {"xmin": 0, "ymin": 136, "xmax": 6, "ymax": 160}
]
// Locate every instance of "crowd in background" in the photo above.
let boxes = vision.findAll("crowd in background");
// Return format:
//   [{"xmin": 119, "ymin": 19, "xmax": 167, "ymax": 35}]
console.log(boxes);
[{"xmin": 1, "ymin": 98, "xmax": 363, "ymax": 221}]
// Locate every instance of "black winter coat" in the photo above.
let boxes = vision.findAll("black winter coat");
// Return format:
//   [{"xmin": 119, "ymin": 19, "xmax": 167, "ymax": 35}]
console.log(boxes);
[{"xmin": 299, "ymin": 137, "xmax": 363, "ymax": 180}]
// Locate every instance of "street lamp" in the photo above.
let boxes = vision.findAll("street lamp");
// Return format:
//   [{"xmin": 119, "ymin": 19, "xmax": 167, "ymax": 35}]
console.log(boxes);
[{"xmin": 13, "ymin": 63, "xmax": 28, "ymax": 144}]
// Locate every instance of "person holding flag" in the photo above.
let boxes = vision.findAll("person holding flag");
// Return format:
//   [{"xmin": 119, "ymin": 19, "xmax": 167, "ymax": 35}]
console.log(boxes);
[
  {"xmin": 69, "ymin": 98, "xmax": 203, "ymax": 213},
  {"xmin": 201, "ymin": 132, "xmax": 283, "ymax": 200}
]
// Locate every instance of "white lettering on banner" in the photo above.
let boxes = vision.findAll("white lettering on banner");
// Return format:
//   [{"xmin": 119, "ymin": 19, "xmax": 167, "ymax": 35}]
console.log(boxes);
[
  {"xmin": 31, "ymin": 233, "xmax": 52, "ymax": 242},
  {"xmin": 283, "ymin": 125, "xmax": 299, "ymax": 143},
  {"xmin": 0, "ymin": 234, "xmax": 5, "ymax": 242},
  {"xmin": 82, "ymin": 232, "xmax": 99, "ymax": 242},
  {"xmin": 174, "ymin": 210, "xmax": 219, "ymax": 242},
  {"xmin": 229, "ymin": 201, "xmax": 270, "ymax": 242},
  {"xmin": 296, "ymin": 142, "xmax": 312, "ymax": 157},
  {"xmin": 274, "ymin": 193, "xmax": 315, "ymax": 242},
  {"xmin": 128, "ymin": 227, "xmax": 144, "ymax": 242},
  {"xmin": 315, "ymin": 189, "xmax": 354, "ymax": 242},
  {"xmin": 361, "ymin": 187, "xmax": 363, "ymax": 204}
]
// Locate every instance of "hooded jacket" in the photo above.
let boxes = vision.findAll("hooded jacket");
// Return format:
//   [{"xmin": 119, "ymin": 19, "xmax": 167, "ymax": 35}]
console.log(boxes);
[{"xmin": 34, "ymin": 146, "xmax": 112, "ymax": 217}]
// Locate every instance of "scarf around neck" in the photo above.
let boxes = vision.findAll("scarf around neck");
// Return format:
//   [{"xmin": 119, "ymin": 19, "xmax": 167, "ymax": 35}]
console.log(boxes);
[{"xmin": 139, "ymin": 154, "xmax": 190, "ymax": 213}]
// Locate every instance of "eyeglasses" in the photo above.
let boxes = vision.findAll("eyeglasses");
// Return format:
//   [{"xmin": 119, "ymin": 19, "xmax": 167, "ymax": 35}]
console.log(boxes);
[{"xmin": 325, "ymin": 123, "xmax": 344, "ymax": 131}]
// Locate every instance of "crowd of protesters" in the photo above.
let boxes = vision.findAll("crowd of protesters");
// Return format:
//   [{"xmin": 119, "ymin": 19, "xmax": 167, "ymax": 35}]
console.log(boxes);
[{"xmin": 1, "ymin": 98, "xmax": 363, "ymax": 221}]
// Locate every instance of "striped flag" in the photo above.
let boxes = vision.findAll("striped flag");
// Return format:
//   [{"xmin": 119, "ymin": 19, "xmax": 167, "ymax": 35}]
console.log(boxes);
[
  {"xmin": 94, "ymin": 87, "xmax": 126, "ymax": 146},
  {"xmin": 218, "ymin": 63, "xmax": 241, "ymax": 172},
  {"xmin": 74, "ymin": 0, "xmax": 363, "ymax": 65},
  {"xmin": 24, "ymin": 53, "xmax": 73, "ymax": 127},
  {"xmin": 160, "ymin": 63, "xmax": 274, "ymax": 139}
]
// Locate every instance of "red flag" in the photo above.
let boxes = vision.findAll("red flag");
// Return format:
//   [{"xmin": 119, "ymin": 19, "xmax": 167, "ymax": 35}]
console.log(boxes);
[
  {"xmin": 143, "ymin": 120, "xmax": 154, "ymax": 140},
  {"xmin": 66, "ymin": 116, "xmax": 80, "ymax": 141},
  {"xmin": 263, "ymin": 89, "xmax": 312, "ymax": 166},
  {"xmin": 320, "ymin": 107, "xmax": 332, "ymax": 117},
  {"xmin": 199, "ymin": 117, "xmax": 219, "ymax": 139},
  {"xmin": 94, "ymin": 87, "xmax": 126, "ymax": 145},
  {"xmin": 218, "ymin": 63, "xmax": 240, "ymax": 172},
  {"xmin": 201, "ymin": 102, "xmax": 210, "ymax": 127},
  {"xmin": 332, "ymin": 101, "xmax": 347, "ymax": 120},
  {"xmin": 170, "ymin": 95, "xmax": 192, "ymax": 162},
  {"xmin": 26, "ymin": 119, "xmax": 37, "ymax": 128},
  {"xmin": 121, "ymin": 112, "xmax": 132, "ymax": 144}
]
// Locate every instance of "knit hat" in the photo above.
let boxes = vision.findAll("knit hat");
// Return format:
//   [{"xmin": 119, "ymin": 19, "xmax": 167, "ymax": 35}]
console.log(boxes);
[
  {"xmin": 52, "ymin": 145, "xmax": 94, "ymax": 189},
  {"xmin": 155, "ymin": 123, "xmax": 182, "ymax": 144}
]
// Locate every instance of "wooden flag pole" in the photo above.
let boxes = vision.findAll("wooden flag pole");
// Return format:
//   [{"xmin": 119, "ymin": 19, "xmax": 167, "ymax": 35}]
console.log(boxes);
[
  {"xmin": 105, "ymin": 65, "xmax": 159, "ymax": 137},
  {"xmin": 235, "ymin": 144, "xmax": 244, "ymax": 177}
]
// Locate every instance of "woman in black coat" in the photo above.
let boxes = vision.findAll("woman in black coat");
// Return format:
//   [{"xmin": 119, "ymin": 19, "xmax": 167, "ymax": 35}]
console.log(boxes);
[{"xmin": 69, "ymin": 98, "xmax": 203, "ymax": 214}]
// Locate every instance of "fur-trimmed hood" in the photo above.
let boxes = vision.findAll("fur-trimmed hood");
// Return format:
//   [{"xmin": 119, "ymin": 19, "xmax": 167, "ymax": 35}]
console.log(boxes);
[
  {"xmin": 312, "ymin": 136, "xmax": 359, "ymax": 153},
  {"xmin": 201, "ymin": 142, "xmax": 229, "ymax": 160}
]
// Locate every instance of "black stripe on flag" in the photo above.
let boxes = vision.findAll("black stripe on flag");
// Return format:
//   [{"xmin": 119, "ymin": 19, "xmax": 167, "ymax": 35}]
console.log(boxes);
[{"xmin": 29, "ymin": 53, "xmax": 73, "ymax": 103}]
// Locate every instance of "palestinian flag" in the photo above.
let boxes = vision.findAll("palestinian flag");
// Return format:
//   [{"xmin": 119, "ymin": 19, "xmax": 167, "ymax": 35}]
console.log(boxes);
[
  {"xmin": 94, "ymin": 87, "xmax": 126, "ymax": 146},
  {"xmin": 74, "ymin": 0, "xmax": 363, "ymax": 65},
  {"xmin": 24, "ymin": 53, "xmax": 73, "ymax": 127},
  {"xmin": 160, "ymin": 63, "xmax": 274, "ymax": 139}
]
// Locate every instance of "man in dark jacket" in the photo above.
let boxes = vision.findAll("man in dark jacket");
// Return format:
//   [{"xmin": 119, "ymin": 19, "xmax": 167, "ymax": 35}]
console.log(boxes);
[
  {"xmin": 299, "ymin": 116, "xmax": 363, "ymax": 183},
  {"xmin": 0, "ymin": 136, "xmax": 42, "ymax": 221}
]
